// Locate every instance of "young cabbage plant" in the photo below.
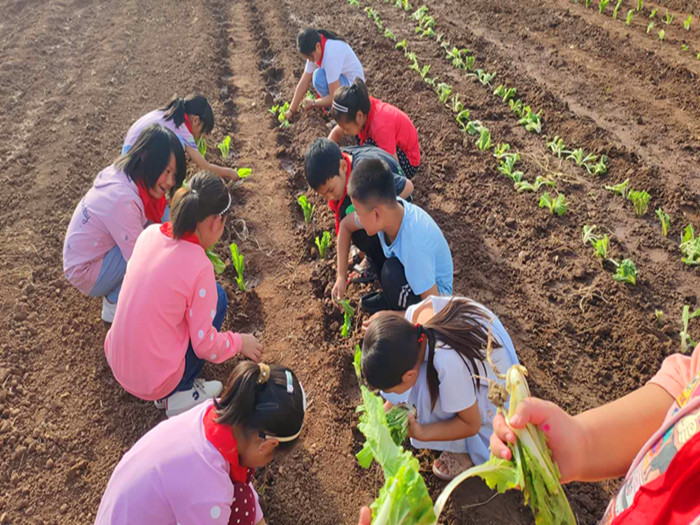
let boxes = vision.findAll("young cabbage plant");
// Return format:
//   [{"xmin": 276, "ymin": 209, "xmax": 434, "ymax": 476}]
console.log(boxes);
[
  {"xmin": 604, "ymin": 178, "xmax": 630, "ymax": 198},
  {"xmin": 395, "ymin": 39, "xmax": 408, "ymax": 51},
  {"xmin": 412, "ymin": 5, "xmax": 429, "ymax": 21},
  {"xmin": 626, "ymin": 9, "xmax": 635, "ymax": 24},
  {"xmin": 493, "ymin": 143, "xmax": 511, "ymax": 159},
  {"xmin": 229, "ymin": 242, "xmax": 247, "ymax": 292},
  {"xmin": 628, "ymin": 189, "xmax": 651, "ymax": 216},
  {"xmin": 476, "ymin": 127, "xmax": 492, "ymax": 151},
  {"xmin": 455, "ymin": 109, "xmax": 471, "ymax": 131},
  {"xmin": 450, "ymin": 94, "xmax": 464, "ymax": 113},
  {"xmin": 518, "ymin": 106, "xmax": 543, "ymax": 134},
  {"xmin": 679, "ymin": 224, "xmax": 700, "ymax": 266},
  {"xmin": 270, "ymin": 102, "xmax": 291, "ymax": 128},
  {"xmin": 680, "ymin": 305, "xmax": 700, "ymax": 353},
  {"xmin": 684, "ymin": 14, "xmax": 693, "ymax": 30},
  {"xmin": 196, "ymin": 137, "xmax": 207, "ymax": 157},
  {"xmin": 655, "ymin": 208, "xmax": 670, "ymax": 237},
  {"xmin": 585, "ymin": 0, "xmax": 591, "ymax": 7},
  {"xmin": 236, "ymin": 168, "xmax": 252, "ymax": 178},
  {"xmin": 498, "ymin": 157, "xmax": 524, "ymax": 183},
  {"xmin": 655, "ymin": 309, "xmax": 664, "ymax": 326},
  {"xmin": 348, "ymin": 0, "xmax": 360, "ymax": 6},
  {"xmin": 658, "ymin": 29, "xmax": 666, "ymax": 40},
  {"xmin": 566, "ymin": 148, "xmax": 597, "ymax": 167},
  {"xmin": 297, "ymin": 194, "xmax": 315, "ymax": 224},
  {"xmin": 384, "ymin": 29, "xmax": 396, "ymax": 41},
  {"xmin": 436, "ymin": 83, "xmax": 452, "ymax": 104},
  {"xmin": 664, "ymin": 10, "xmax": 674, "ymax": 24},
  {"xmin": 586, "ymin": 155, "xmax": 608, "ymax": 176},
  {"xmin": 465, "ymin": 120, "xmax": 484, "ymax": 136},
  {"xmin": 338, "ymin": 299, "xmax": 355, "ymax": 338},
  {"xmin": 599, "ymin": 0, "xmax": 610, "ymax": 14},
  {"xmin": 637, "ymin": 0, "xmax": 643, "ymax": 11},
  {"xmin": 514, "ymin": 176, "xmax": 556, "ymax": 193},
  {"xmin": 613, "ymin": 0, "xmax": 623, "ymax": 19},
  {"xmin": 582, "ymin": 224, "xmax": 599, "ymax": 245},
  {"xmin": 592, "ymin": 235, "xmax": 610, "ymax": 259},
  {"xmin": 509, "ymin": 99, "xmax": 525, "ymax": 117},
  {"xmin": 494, "ymin": 85, "xmax": 517, "ymax": 102},
  {"xmin": 650, "ymin": 7, "xmax": 658, "ymax": 17},
  {"xmin": 682, "ymin": 44, "xmax": 689, "ymax": 51},
  {"xmin": 647, "ymin": 21, "xmax": 655, "ymax": 33},
  {"xmin": 547, "ymin": 136, "xmax": 566, "ymax": 157},
  {"xmin": 206, "ymin": 249, "xmax": 228, "ymax": 275},
  {"xmin": 539, "ymin": 192, "xmax": 569, "ymax": 216},
  {"xmin": 315, "ymin": 231, "xmax": 331, "ymax": 259},
  {"xmin": 610, "ymin": 258, "xmax": 638, "ymax": 285},
  {"xmin": 217, "ymin": 136, "xmax": 231, "ymax": 159}
]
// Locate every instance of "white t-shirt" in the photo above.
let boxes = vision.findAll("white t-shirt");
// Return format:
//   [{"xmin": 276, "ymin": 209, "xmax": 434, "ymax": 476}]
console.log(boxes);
[
  {"xmin": 303, "ymin": 39, "xmax": 365, "ymax": 84},
  {"xmin": 386, "ymin": 296, "xmax": 519, "ymax": 464}
]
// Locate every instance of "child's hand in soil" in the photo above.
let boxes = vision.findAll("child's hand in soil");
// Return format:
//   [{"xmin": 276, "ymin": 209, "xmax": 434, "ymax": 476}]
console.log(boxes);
[
  {"xmin": 332, "ymin": 276, "xmax": 347, "ymax": 301},
  {"xmin": 406, "ymin": 413, "xmax": 425, "ymax": 441},
  {"xmin": 490, "ymin": 397, "xmax": 584, "ymax": 484},
  {"xmin": 239, "ymin": 333, "xmax": 263, "ymax": 362},
  {"xmin": 220, "ymin": 167, "xmax": 237, "ymax": 180}
]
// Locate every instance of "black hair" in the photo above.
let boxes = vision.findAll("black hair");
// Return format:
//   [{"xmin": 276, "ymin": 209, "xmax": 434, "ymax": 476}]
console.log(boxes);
[
  {"xmin": 161, "ymin": 94, "xmax": 215, "ymax": 135},
  {"xmin": 347, "ymin": 158, "xmax": 397, "ymax": 206},
  {"xmin": 215, "ymin": 361, "xmax": 305, "ymax": 450},
  {"xmin": 362, "ymin": 299, "xmax": 492, "ymax": 410},
  {"xmin": 330, "ymin": 78, "xmax": 372, "ymax": 124},
  {"xmin": 116, "ymin": 123, "xmax": 186, "ymax": 196},
  {"xmin": 170, "ymin": 172, "xmax": 231, "ymax": 238},
  {"xmin": 297, "ymin": 28, "xmax": 345, "ymax": 55},
  {"xmin": 304, "ymin": 138, "xmax": 344, "ymax": 190}
]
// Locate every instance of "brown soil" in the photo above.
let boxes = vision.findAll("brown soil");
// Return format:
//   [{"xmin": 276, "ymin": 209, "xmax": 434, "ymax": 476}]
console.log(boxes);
[{"xmin": 0, "ymin": 0, "xmax": 698, "ymax": 524}]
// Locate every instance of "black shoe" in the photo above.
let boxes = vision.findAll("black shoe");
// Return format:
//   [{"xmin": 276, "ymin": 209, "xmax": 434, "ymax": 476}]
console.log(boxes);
[{"xmin": 361, "ymin": 291, "xmax": 391, "ymax": 315}]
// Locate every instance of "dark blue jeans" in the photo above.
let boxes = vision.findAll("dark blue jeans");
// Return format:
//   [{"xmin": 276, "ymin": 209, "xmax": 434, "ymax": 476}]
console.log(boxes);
[{"xmin": 171, "ymin": 283, "xmax": 228, "ymax": 394}]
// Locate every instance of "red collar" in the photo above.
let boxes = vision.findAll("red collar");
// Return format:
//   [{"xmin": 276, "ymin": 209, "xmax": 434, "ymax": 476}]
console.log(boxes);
[
  {"xmin": 358, "ymin": 97, "xmax": 377, "ymax": 144},
  {"xmin": 203, "ymin": 405, "xmax": 252, "ymax": 484},
  {"xmin": 159, "ymin": 221, "xmax": 200, "ymax": 245},
  {"xmin": 328, "ymin": 152, "xmax": 352, "ymax": 234},
  {"xmin": 183, "ymin": 113, "xmax": 194, "ymax": 135},
  {"xmin": 137, "ymin": 183, "xmax": 167, "ymax": 224},
  {"xmin": 315, "ymin": 34, "xmax": 328, "ymax": 67}
]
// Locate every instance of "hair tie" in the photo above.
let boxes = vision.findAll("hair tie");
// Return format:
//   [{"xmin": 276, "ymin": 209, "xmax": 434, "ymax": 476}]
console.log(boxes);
[
  {"xmin": 332, "ymin": 100, "xmax": 349, "ymax": 113},
  {"xmin": 190, "ymin": 188, "xmax": 198, "ymax": 196},
  {"xmin": 257, "ymin": 363, "xmax": 270, "ymax": 384},
  {"xmin": 415, "ymin": 323, "xmax": 425, "ymax": 344}
]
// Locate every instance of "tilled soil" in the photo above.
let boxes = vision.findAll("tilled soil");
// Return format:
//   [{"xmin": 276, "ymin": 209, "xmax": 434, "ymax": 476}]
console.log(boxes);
[{"xmin": 0, "ymin": 0, "xmax": 698, "ymax": 524}]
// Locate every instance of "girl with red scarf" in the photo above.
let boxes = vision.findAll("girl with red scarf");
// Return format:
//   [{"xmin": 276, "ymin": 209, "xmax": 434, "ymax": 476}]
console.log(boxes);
[
  {"xmin": 285, "ymin": 28, "xmax": 365, "ymax": 122},
  {"xmin": 63, "ymin": 124, "xmax": 186, "ymax": 323}
]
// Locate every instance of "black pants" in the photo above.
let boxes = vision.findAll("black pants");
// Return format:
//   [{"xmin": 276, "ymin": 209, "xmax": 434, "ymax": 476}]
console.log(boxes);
[
  {"xmin": 380, "ymin": 257, "xmax": 421, "ymax": 310},
  {"xmin": 351, "ymin": 230, "xmax": 386, "ymax": 276}
]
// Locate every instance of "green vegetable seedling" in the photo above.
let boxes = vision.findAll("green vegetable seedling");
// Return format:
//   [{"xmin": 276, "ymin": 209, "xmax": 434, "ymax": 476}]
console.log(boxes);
[
  {"xmin": 664, "ymin": 10, "xmax": 674, "ymax": 24},
  {"xmin": 637, "ymin": 0, "xmax": 643, "ymax": 11},
  {"xmin": 270, "ymin": 102, "xmax": 292, "ymax": 128},
  {"xmin": 315, "ymin": 231, "xmax": 331, "ymax": 259},
  {"xmin": 680, "ymin": 224, "xmax": 700, "ymax": 265},
  {"xmin": 514, "ymin": 176, "xmax": 556, "ymax": 193},
  {"xmin": 655, "ymin": 208, "xmax": 670, "ymax": 237},
  {"xmin": 610, "ymin": 258, "xmax": 638, "ymax": 285},
  {"xmin": 493, "ymin": 143, "xmax": 511, "ymax": 159},
  {"xmin": 348, "ymin": 0, "xmax": 360, "ymax": 5},
  {"xmin": 684, "ymin": 14, "xmax": 692, "ymax": 30},
  {"xmin": 680, "ymin": 305, "xmax": 700, "ymax": 353},
  {"xmin": 297, "ymin": 195, "xmax": 315, "ymax": 224},
  {"xmin": 626, "ymin": 9, "xmax": 635, "ymax": 25},
  {"xmin": 494, "ymin": 85, "xmax": 517, "ymax": 102},
  {"xmin": 436, "ymin": 83, "xmax": 452, "ymax": 104},
  {"xmin": 538, "ymin": 192, "xmax": 569, "ymax": 216},
  {"xmin": 237, "ymin": 168, "xmax": 252, "ymax": 178},
  {"xmin": 655, "ymin": 309, "xmax": 664, "ymax": 326},
  {"xmin": 647, "ymin": 21, "xmax": 655, "ymax": 33},
  {"xmin": 658, "ymin": 29, "xmax": 666, "ymax": 40},
  {"xmin": 498, "ymin": 156, "xmax": 523, "ymax": 183},
  {"xmin": 384, "ymin": 29, "xmax": 396, "ymax": 41},
  {"xmin": 566, "ymin": 148, "xmax": 597, "ymax": 167},
  {"xmin": 196, "ymin": 137, "xmax": 207, "ymax": 157},
  {"xmin": 206, "ymin": 248, "xmax": 228, "ymax": 275},
  {"xmin": 586, "ymin": 155, "xmax": 608, "ymax": 176},
  {"xmin": 604, "ymin": 178, "xmax": 630, "ymax": 198},
  {"xmin": 338, "ymin": 299, "xmax": 355, "ymax": 338},
  {"xmin": 518, "ymin": 106, "xmax": 543, "ymax": 134},
  {"xmin": 650, "ymin": 7, "xmax": 658, "ymax": 18},
  {"xmin": 217, "ymin": 136, "xmax": 231, "ymax": 159},
  {"xmin": 628, "ymin": 189, "xmax": 651, "ymax": 216},
  {"xmin": 613, "ymin": 0, "xmax": 623, "ymax": 19},
  {"xmin": 476, "ymin": 127, "xmax": 492, "ymax": 151},
  {"xmin": 229, "ymin": 242, "xmax": 247, "ymax": 292},
  {"xmin": 547, "ymin": 136, "xmax": 566, "ymax": 157},
  {"xmin": 599, "ymin": 0, "xmax": 609, "ymax": 13}
]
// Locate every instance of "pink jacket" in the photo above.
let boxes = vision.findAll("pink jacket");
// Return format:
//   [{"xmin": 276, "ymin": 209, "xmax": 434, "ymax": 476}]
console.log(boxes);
[
  {"xmin": 63, "ymin": 165, "xmax": 147, "ymax": 294},
  {"xmin": 104, "ymin": 225, "xmax": 242, "ymax": 400}
]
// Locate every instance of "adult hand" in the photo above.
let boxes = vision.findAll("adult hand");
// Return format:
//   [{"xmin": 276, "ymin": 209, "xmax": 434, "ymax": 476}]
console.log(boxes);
[
  {"xmin": 240, "ymin": 333, "xmax": 263, "ymax": 362},
  {"xmin": 357, "ymin": 506, "xmax": 371, "ymax": 525},
  {"xmin": 490, "ymin": 397, "xmax": 584, "ymax": 484},
  {"xmin": 331, "ymin": 276, "xmax": 346, "ymax": 302}
]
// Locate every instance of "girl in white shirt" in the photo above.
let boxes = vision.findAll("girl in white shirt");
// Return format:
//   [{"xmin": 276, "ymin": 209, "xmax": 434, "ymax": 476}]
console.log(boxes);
[
  {"xmin": 285, "ymin": 29, "xmax": 365, "ymax": 121},
  {"xmin": 362, "ymin": 296, "xmax": 520, "ymax": 480}
]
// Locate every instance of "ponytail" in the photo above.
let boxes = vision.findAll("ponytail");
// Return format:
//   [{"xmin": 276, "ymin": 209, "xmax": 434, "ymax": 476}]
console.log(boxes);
[
  {"xmin": 363, "ymin": 299, "xmax": 492, "ymax": 411},
  {"xmin": 330, "ymin": 78, "xmax": 371, "ymax": 123},
  {"xmin": 161, "ymin": 94, "xmax": 215, "ymax": 134},
  {"xmin": 214, "ymin": 361, "xmax": 306, "ymax": 448},
  {"xmin": 297, "ymin": 28, "xmax": 345, "ymax": 55},
  {"xmin": 170, "ymin": 172, "xmax": 231, "ymax": 238}
]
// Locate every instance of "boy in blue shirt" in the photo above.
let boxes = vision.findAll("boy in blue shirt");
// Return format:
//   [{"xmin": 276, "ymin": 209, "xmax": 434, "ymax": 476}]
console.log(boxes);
[{"xmin": 332, "ymin": 158, "xmax": 453, "ymax": 313}]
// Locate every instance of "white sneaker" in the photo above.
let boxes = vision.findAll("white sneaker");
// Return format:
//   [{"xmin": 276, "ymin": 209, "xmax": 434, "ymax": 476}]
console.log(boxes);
[
  {"xmin": 101, "ymin": 297, "xmax": 117, "ymax": 323},
  {"xmin": 160, "ymin": 379, "xmax": 223, "ymax": 418}
]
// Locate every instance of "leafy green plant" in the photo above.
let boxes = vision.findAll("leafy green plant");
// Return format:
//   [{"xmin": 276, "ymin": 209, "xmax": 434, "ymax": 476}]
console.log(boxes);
[
  {"xmin": 637, "ymin": 0, "xmax": 643, "ymax": 11},
  {"xmin": 680, "ymin": 305, "xmax": 700, "ymax": 353},
  {"xmin": 465, "ymin": 120, "xmax": 484, "ymax": 136},
  {"xmin": 450, "ymin": 94, "xmax": 464, "ymax": 113},
  {"xmin": 610, "ymin": 258, "xmax": 638, "ymax": 285},
  {"xmin": 684, "ymin": 14, "xmax": 692, "ymax": 30},
  {"xmin": 655, "ymin": 309, "xmax": 664, "ymax": 326},
  {"xmin": 566, "ymin": 148, "xmax": 597, "ymax": 167},
  {"xmin": 626, "ymin": 9, "xmax": 635, "ymax": 24},
  {"xmin": 680, "ymin": 224, "xmax": 700, "ymax": 265},
  {"xmin": 664, "ymin": 9, "xmax": 674, "ymax": 24},
  {"xmin": 628, "ymin": 189, "xmax": 651, "ymax": 216},
  {"xmin": 493, "ymin": 143, "xmax": 511, "ymax": 159},
  {"xmin": 655, "ymin": 208, "xmax": 670, "ymax": 237},
  {"xmin": 658, "ymin": 29, "xmax": 666, "ymax": 40},
  {"xmin": 297, "ymin": 194, "xmax": 315, "ymax": 224},
  {"xmin": 650, "ymin": 7, "xmax": 658, "ymax": 17},
  {"xmin": 395, "ymin": 39, "xmax": 407, "ymax": 51},
  {"xmin": 315, "ymin": 231, "xmax": 331, "ymax": 259},
  {"xmin": 682, "ymin": 43, "xmax": 689, "ymax": 51},
  {"xmin": 582, "ymin": 224, "xmax": 599, "ymax": 245},
  {"xmin": 396, "ymin": 0, "xmax": 412, "ymax": 10},
  {"xmin": 509, "ymin": 99, "xmax": 525, "ymax": 117},
  {"xmin": 514, "ymin": 176, "xmax": 556, "ymax": 193},
  {"xmin": 476, "ymin": 127, "xmax": 492, "ymax": 151},
  {"xmin": 384, "ymin": 28, "xmax": 396, "ymax": 41},
  {"xmin": 592, "ymin": 235, "xmax": 610, "ymax": 258},
  {"xmin": 547, "ymin": 136, "xmax": 566, "ymax": 157},
  {"xmin": 494, "ymin": 85, "xmax": 517, "ymax": 102},
  {"xmin": 436, "ymin": 83, "xmax": 452, "ymax": 104},
  {"xmin": 412, "ymin": 5, "xmax": 429, "ymax": 21},
  {"xmin": 206, "ymin": 248, "xmax": 227, "ymax": 275},
  {"xmin": 445, "ymin": 47, "xmax": 473, "ymax": 69},
  {"xmin": 348, "ymin": 0, "xmax": 359, "ymax": 6},
  {"xmin": 469, "ymin": 69, "xmax": 496, "ymax": 86},
  {"xmin": 196, "ymin": 137, "xmax": 207, "ymax": 157},
  {"xmin": 604, "ymin": 178, "xmax": 630, "ymax": 198},
  {"xmin": 455, "ymin": 109, "xmax": 471, "ymax": 131},
  {"xmin": 337, "ymin": 299, "xmax": 355, "ymax": 338},
  {"xmin": 647, "ymin": 21, "xmax": 655, "ymax": 33},
  {"xmin": 229, "ymin": 242, "xmax": 247, "ymax": 291},
  {"xmin": 217, "ymin": 136, "xmax": 231, "ymax": 159},
  {"xmin": 599, "ymin": 0, "xmax": 610, "ymax": 14},
  {"xmin": 613, "ymin": 0, "xmax": 623, "ymax": 19},
  {"xmin": 586, "ymin": 155, "xmax": 608, "ymax": 176},
  {"xmin": 498, "ymin": 156, "xmax": 523, "ymax": 182},
  {"xmin": 585, "ymin": 0, "xmax": 591, "ymax": 7},
  {"xmin": 237, "ymin": 168, "xmax": 252, "ymax": 178},
  {"xmin": 518, "ymin": 106, "xmax": 543, "ymax": 134},
  {"xmin": 538, "ymin": 192, "xmax": 569, "ymax": 216},
  {"xmin": 270, "ymin": 102, "xmax": 291, "ymax": 127}
]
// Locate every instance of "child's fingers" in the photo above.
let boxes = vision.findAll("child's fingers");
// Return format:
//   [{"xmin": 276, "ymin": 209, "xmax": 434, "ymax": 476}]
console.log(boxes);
[
  {"xmin": 357, "ymin": 506, "xmax": 371, "ymax": 525},
  {"xmin": 491, "ymin": 412, "xmax": 515, "ymax": 460},
  {"xmin": 507, "ymin": 397, "xmax": 556, "ymax": 429}
]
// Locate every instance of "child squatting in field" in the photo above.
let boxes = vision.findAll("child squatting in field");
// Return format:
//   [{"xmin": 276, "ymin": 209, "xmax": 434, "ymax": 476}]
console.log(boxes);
[
  {"xmin": 63, "ymin": 124, "xmax": 185, "ymax": 324},
  {"xmin": 362, "ymin": 296, "xmax": 520, "ymax": 480},
  {"xmin": 123, "ymin": 94, "xmax": 244, "ymax": 180},
  {"xmin": 104, "ymin": 172, "xmax": 262, "ymax": 417},
  {"xmin": 285, "ymin": 28, "xmax": 365, "ymax": 121},
  {"xmin": 329, "ymin": 78, "xmax": 421, "ymax": 179}
]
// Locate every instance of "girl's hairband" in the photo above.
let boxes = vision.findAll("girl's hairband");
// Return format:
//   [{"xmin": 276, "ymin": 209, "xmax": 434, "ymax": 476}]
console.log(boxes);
[
  {"xmin": 331, "ymin": 101, "xmax": 349, "ymax": 113},
  {"xmin": 257, "ymin": 370, "xmax": 308, "ymax": 443},
  {"xmin": 218, "ymin": 191, "xmax": 232, "ymax": 216},
  {"xmin": 190, "ymin": 189, "xmax": 198, "ymax": 196},
  {"xmin": 415, "ymin": 323, "xmax": 425, "ymax": 344},
  {"xmin": 257, "ymin": 363, "xmax": 270, "ymax": 384}
]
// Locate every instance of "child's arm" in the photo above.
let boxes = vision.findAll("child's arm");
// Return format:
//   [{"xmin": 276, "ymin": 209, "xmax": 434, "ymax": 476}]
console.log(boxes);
[
  {"xmin": 332, "ymin": 213, "xmax": 363, "ymax": 301},
  {"xmin": 185, "ymin": 146, "xmax": 238, "ymax": 180},
  {"xmin": 328, "ymin": 124, "xmax": 346, "ymax": 144},
  {"xmin": 286, "ymin": 72, "xmax": 313, "ymax": 119},
  {"xmin": 408, "ymin": 403, "xmax": 481, "ymax": 442},
  {"xmin": 398, "ymin": 178, "xmax": 414, "ymax": 200},
  {"xmin": 490, "ymin": 383, "xmax": 674, "ymax": 483}
]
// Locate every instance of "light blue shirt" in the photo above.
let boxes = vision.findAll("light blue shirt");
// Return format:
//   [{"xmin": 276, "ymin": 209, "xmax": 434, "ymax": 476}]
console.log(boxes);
[{"xmin": 378, "ymin": 198, "xmax": 453, "ymax": 295}]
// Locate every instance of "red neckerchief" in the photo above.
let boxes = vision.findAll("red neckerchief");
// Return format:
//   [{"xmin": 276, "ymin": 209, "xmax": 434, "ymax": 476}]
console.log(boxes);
[
  {"xmin": 137, "ymin": 183, "xmax": 167, "ymax": 224},
  {"xmin": 315, "ymin": 34, "xmax": 328, "ymax": 67},
  {"xmin": 183, "ymin": 113, "xmax": 194, "ymax": 135},
  {"xmin": 327, "ymin": 152, "xmax": 352, "ymax": 234},
  {"xmin": 202, "ymin": 405, "xmax": 253, "ymax": 485},
  {"xmin": 159, "ymin": 221, "xmax": 200, "ymax": 245},
  {"xmin": 357, "ymin": 97, "xmax": 378, "ymax": 145}
]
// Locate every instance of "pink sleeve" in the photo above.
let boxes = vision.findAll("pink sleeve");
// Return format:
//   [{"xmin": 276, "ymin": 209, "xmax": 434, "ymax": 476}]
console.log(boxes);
[
  {"xmin": 104, "ymin": 199, "xmax": 145, "ymax": 261},
  {"xmin": 647, "ymin": 344, "xmax": 700, "ymax": 399},
  {"xmin": 188, "ymin": 267, "xmax": 242, "ymax": 363}
]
